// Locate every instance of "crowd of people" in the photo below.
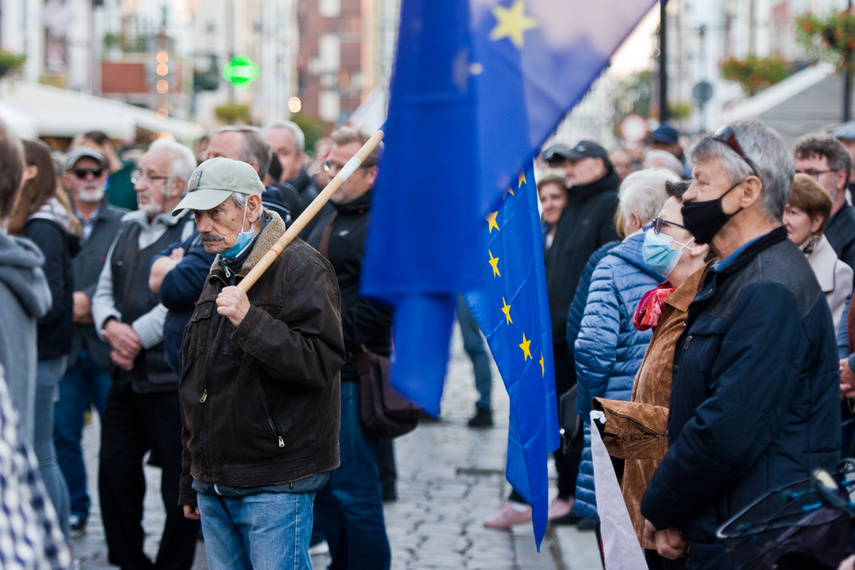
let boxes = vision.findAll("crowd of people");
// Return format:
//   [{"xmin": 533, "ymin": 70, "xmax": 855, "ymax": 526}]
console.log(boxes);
[
  {"xmin": 0, "ymin": 118, "xmax": 400, "ymax": 569},
  {"xmin": 0, "ymin": 110, "xmax": 854, "ymax": 569},
  {"xmin": 479, "ymin": 120, "xmax": 854, "ymax": 569}
]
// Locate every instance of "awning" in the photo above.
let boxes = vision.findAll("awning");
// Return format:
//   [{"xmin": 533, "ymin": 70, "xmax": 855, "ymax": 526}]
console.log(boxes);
[
  {"xmin": 0, "ymin": 99, "xmax": 37, "ymax": 139},
  {"xmin": 721, "ymin": 63, "xmax": 846, "ymax": 144},
  {"xmin": 0, "ymin": 80, "xmax": 204, "ymax": 143}
]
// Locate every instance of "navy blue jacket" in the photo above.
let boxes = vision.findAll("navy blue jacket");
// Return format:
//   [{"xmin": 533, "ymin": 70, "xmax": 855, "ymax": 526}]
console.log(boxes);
[
  {"xmin": 154, "ymin": 232, "xmax": 215, "ymax": 371},
  {"xmin": 641, "ymin": 227, "xmax": 840, "ymax": 565},
  {"xmin": 573, "ymin": 232, "xmax": 664, "ymax": 520}
]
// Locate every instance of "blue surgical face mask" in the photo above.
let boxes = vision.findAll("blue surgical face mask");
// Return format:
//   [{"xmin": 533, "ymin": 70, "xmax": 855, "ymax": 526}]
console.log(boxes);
[
  {"xmin": 642, "ymin": 228, "xmax": 693, "ymax": 277},
  {"xmin": 221, "ymin": 200, "xmax": 254, "ymax": 259}
]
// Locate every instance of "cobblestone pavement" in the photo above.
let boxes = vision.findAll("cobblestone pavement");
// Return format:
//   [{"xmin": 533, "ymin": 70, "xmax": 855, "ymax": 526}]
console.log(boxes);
[{"xmin": 71, "ymin": 326, "xmax": 600, "ymax": 569}]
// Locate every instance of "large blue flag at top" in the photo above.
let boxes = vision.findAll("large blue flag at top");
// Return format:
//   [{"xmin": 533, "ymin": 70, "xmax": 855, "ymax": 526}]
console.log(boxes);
[
  {"xmin": 464, "ymin": 163, "xmax": 559, "ymax": 546},
  {"xmin": 362, "ymin": 0, "xmax": 657, "ymax": 545}
]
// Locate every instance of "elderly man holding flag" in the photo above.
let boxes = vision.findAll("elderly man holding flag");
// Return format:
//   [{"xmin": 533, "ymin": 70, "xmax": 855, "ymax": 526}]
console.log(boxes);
[{"xmin": 175, "ymin": 157, "xmax": 345, "ymax": 569}]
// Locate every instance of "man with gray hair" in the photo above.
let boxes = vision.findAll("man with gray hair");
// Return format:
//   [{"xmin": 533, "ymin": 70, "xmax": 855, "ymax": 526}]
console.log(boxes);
[
  {"xmin": 175, "ymin": 157, "xmax": 344, "ymax": 568},
  {"xmin": 640, "ymin": 121, "xmax": 840, "ymax": 568},
  {"xmin": 207, "ymin": 125, "xmax": 301, "ymax": 223},
  {"xmin": 265, "ymin": 120, "xmax": 321, "ymax": 208},
  {"xmin": 794, "ymin": 133, "xmax": 855, "ymax": 269},
  {"xmin": 92, "ymin": 138, "xmax": 200, "ymax": 569}
]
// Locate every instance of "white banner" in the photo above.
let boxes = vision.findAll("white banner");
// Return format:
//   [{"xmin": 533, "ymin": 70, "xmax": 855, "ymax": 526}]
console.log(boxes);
[{"xmin": 590, "ymin": 410, "xmax": 647, "ymax": 570}]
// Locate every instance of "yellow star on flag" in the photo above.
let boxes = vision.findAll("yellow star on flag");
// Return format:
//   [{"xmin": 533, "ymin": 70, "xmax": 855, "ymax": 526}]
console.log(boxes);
[
  {"xmin": 501, "ymin": 297, "xmax": 513, "ymax": 325},
  {"xmin": 490, "ymin": 0, "xmax": 538, "ymax": 49},
  {"xmin": 486, "ymin": 211, "xmax": 500, "ymax": 233},
  {"xmin": 503, "ymin": 187, "xmax": 515, "ymax": 200},
  {"xmin": 488, "ymin": 250, "xmax": 501, "ymax": 277},
  {"xmin": 539, "ymin": 352, "xmax": 545, "ymax": 376},
  {"xmin": 519, "ymin": 333, "xmax": 532, "ymax": 361},
  {"xmin": 518, "ymin": 172, "xmax": 527, "ymax": 188}
]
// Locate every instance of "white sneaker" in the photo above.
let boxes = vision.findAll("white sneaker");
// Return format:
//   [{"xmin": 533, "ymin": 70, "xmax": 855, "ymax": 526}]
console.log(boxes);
[{"xmin": 309, "ymin": 540, "xmax": 330, "ymax": 556}]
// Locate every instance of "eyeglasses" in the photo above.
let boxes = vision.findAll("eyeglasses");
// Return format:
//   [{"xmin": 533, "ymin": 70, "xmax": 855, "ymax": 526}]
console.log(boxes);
[
  {"xmin": 652, "ymin": 217, "xmax": 687, "ymax": 235},
  {"xmin": 795, "ymin": 168, "xmax": 836, "ymax": 181},
  {"xmin": 322, "ymin": 159, "xmax": 374, "ymax": 174},
  {"xmin": 713, "ymin": 125, "xmax": 759, "ymax": 176},
  {"xmin": 322, "ymin": 159, "xmax": 346, "ymax": 174},
  {"xmin": 72, "ymin": 167, "xmax": 105, "ymax": 180},
  {"xmin": 130, "ymin": 169, "xmax": 170, "ymax": 185}
]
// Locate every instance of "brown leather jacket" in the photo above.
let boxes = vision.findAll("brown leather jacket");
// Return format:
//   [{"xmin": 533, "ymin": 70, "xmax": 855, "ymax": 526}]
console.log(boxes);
[
  {"xmin": 178, "ymin": 212, "xmax": 345, "ymax": 506},
  {"xmin": 593, "ymin": 263, "xmax": 709, "ymax": 549}
]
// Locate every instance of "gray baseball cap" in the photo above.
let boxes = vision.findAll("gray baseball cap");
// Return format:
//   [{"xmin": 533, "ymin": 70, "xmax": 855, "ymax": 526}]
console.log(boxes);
[
  {"xmin": 64, "ymin": 148, "xmax": 106, "ymax": 171},
  {"xmin": 171, "ymin": 157, "xmax": 265, "ymax": 216}
]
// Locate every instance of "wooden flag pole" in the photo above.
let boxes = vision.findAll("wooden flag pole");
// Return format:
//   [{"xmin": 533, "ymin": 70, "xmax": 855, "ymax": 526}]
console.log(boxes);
[{"xmin": 238, "ymin": 129, "xmax": 385, "ymax": 293}]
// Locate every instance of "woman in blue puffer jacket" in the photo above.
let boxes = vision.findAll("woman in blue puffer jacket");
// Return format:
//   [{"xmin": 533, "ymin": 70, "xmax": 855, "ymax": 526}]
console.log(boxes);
[{"xmin": 573, "ymin": 169, "xmax": 680, "ymax": 529}]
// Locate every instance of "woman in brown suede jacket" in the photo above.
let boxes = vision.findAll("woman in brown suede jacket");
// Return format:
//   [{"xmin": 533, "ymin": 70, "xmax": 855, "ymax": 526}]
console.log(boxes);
[{"xmin": 593, "ymin": 190, "xmax": 713, "ymax": 569}]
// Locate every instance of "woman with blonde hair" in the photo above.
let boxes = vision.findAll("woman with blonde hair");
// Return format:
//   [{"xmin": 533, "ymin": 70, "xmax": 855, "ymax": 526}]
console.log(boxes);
[{"xmin": 7, "ymin": 139, "xmax": 80, "ymax": 545}]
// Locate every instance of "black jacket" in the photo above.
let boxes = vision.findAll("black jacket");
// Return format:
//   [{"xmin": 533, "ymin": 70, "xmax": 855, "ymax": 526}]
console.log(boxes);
[
  {"xmin": 179, "ymin": 212, "xmax": 345, "ymax": 503},
  {"xmin": 825, "ymin": 202, "xmax": 855, "ymax": 270},
  {"xmin": 69, "ymin": 204, "xmax": 128, "ymax": 370},
  {"xmin": 24, "ymin": 218, "xmax": 79, "ymax": 360},
  {"xmin": 545, "ymin": 170, "xmax": 620, "ymax": 345},
  {"xmin": 640, "ymin": 227, "xmax": 840, "ymax": 562},
  {"xmin": 305, "ymin": 190, "xmax": 393, "ymax": 380}
]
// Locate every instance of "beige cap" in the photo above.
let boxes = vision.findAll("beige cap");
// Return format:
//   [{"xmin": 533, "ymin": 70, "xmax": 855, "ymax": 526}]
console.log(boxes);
[{"xmin": 171, "ymin": 157, "xmax": 265, "ymax": 216}]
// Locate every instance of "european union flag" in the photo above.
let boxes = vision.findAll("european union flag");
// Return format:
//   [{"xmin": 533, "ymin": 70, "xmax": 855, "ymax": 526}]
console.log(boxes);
[
  {"xmin": 465, "ymin": 164, "xmax": 558, "ymax": 547},
  {"xmin": 362, "ymin": 0, "xmax": 657, "ymax": 546}
]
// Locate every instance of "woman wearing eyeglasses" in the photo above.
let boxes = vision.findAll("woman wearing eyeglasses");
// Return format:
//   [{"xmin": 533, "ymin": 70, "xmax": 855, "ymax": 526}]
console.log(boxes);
[
  {"xmin": 783, "ymin": 173, "xmax": 853, "ymax": 330},
  {"xmin": 592, "ymin": 183, "xmax": 713, "ymax": 569},
  {"xmin": 6, "ymin": 139, "xmax": 81, "ymax": 548},
  {"xmin": 571, "ymin": 168, "xmax": 677, "ymax": 550}
]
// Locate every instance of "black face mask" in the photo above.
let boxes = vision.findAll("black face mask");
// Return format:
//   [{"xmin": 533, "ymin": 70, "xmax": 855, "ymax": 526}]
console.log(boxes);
[{"xmin": 680, "ymin": 179, "xmax": 745, "ymax": 245}]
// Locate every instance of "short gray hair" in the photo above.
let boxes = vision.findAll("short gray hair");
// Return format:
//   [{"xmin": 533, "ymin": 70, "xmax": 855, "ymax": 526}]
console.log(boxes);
[
  {"xmin": 690, "ymin": 120, "xmax": 793, "ymax": 222},
  {"xmin": 643, "ymin": 150, "xmax": 683, "ymax": 178},
  {"xmin": 263, "ymin": 121, "xmax": 305, "ymax": 155},
  {"xmin": 209, "ymin": 125, "xmax": 272, "ymax": 180},
  {"xmin": 147, "ymin": 139, "xmax": 196, "ymax": 196},
  {"xmin": 619, "ymin": 168, "xmax": 679, "ymax": 226},
  {"xmin": 230, "ymin": 192, "xmax": 246, "ymax": 210}
]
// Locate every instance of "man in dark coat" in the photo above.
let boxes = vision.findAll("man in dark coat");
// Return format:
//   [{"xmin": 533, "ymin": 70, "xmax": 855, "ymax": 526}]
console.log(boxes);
[
  {"xmin": 640, "ymin": 120, "xmax": 840, "ymax": 568},
  {"xmin": 175, "ymin": 158, "xmax": 344, "ymax": 569},
  {"xmin": 306, "ymin": 127, "xmax": 394, "ymax": 570}
]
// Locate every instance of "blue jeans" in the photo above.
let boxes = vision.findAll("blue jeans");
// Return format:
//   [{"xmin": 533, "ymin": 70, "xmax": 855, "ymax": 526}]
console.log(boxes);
[
  {"xmin": 457, "ymin": 295, "xmax": 492, "ymax": 410},
  {"xmin": 54, "ymin": 349, "xmax": 111, "ymax": 520},
  {"xmin": 197, "ymin": 491, "xmax": 314, "ymax": 570},
  {"xmin": 35, "ymin": 357, "xmax": 71, "ymax": 541},
  {"xmin": 314, "ymin": 381, "xmax": 391, "ymax": 570}
]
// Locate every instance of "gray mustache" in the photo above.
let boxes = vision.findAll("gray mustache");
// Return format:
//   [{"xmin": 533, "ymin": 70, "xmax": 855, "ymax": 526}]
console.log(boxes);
[{"xmin": 200, "ymin": 233, "xmax": 224, "ymax": 243}]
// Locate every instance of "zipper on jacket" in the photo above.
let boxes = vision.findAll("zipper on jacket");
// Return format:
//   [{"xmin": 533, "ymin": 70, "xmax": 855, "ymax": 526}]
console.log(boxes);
[
  {"xmin": 257, "ymin": 382, "xmax": 286, "ymax": 448},
  {"xmin": 200, "ymin": 390, "xmax": 207, "ymax": 403},
  {"xmin": 682, "ymin": 335, "xmax": 693, "ymax": 352}
]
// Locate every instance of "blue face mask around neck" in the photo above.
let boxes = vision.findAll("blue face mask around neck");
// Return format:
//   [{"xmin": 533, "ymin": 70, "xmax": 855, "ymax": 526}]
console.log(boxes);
[
  {"xmin": 221, "ymin": 200, "xmax": 254, "ymax": 259},
  {"xmin": 642, "ymin": 228, "xmax": 693, "ymax": 277}
]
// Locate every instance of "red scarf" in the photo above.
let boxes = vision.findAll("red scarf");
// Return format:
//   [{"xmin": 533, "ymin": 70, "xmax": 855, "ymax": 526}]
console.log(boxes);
[{"xmin": 633, "ymin": 282, "xmax": 676, "ymax": 332}]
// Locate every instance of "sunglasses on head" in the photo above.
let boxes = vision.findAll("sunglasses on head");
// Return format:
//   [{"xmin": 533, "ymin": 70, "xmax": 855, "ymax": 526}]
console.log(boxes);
[
  {"xmin": 72, "ymin": 167, "xmax": 105, "ymax": 180},
  {"xmin": 713, "ymin": 125, "xmax": 758, "ymax": 176}
]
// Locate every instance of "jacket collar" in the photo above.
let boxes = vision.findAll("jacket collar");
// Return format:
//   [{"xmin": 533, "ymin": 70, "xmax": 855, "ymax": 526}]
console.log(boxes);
[
  {"xmin": 808, "ymin": 234, "xmax": 838, "ymax": 293},
  {"xmin": 332, "ymin": 189, "xmax": 373, "ymax": 215},
  {"xmin": 566, "ymin": 170, "xmax": 620, "ymax": 203},
  {"xmin": 666, "ymin": 259, "xmax": 714, "ymax": 313},
  {"xmin": 712, "ymin": 225, "xmax": 788, "ymax": 279},
  {"xmin": 210, "ymin": 209, "xmax": 287, "ymax": 281}
]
